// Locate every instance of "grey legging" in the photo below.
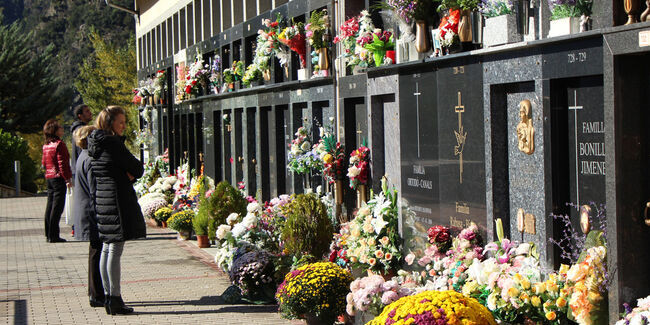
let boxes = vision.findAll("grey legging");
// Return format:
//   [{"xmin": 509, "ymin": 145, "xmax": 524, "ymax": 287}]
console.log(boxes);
[{"xmin": 99, "ymin": 242, "xmax": 125, "ymax": 297}]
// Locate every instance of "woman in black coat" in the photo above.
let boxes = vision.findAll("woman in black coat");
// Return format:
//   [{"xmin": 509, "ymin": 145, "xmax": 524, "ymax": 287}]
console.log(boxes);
[
  {"xmin": 72, "ymin": 125, "xmax": 105, "ymax": 308},
  {"xmin": 87, "ymin": 106, "xmax": 145, "ymax": 315}
]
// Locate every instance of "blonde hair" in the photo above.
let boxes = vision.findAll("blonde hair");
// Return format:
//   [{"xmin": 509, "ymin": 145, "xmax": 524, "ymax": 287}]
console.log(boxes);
[
  {"xmin": 95, "ymin": 106, "xmax": 126, "ymax": 135},
  {"xmin": 73, "ymin": 125, "xmax": 97, "ymax": 149}
]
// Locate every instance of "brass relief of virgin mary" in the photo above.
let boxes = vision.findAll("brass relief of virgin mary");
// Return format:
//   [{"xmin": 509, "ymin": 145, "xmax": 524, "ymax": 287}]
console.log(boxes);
[{"xmin": 516, "ymin": 99, "xmax": 535, "ymax": 155}]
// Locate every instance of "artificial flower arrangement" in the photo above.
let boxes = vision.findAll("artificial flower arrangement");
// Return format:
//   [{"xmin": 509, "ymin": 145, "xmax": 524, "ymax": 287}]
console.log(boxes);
[
  {"xmin": 185, "ymin": 53, "xmax": 210, "ymax": 96},
  {"xmin": 208, "ymin": 54, "xmax": 221, "ymax": 94},
  {"xmin": 132, "ymin": 77, "xmax": 155, "ymax": 105},
  {"xmin": 306, "ymin": 9, "xmax": 330, "ymax": 51},
  {"xmin": 138, "ymin": 192, "xmax": 168, "ymax": 220},
  {"xmin": 617, "ymin": 295, "xmax": 650, "ymax": 325},
  {"xmin": 333, "ymin": 11, "xmax": 376, "ymax": 69},
  {"xmin": 133, "ymin": 150, "xmax": 170, "ymax": 197},
  {"xmin": 228, "ymin": 249, "xmax": 277, "ymax": 303},
  {"xmin": 153, "ymin": 69, "xmax": 167, "ymax": 100},
  {"xmin": 287, "ymin": 125, "xmax": 323, "ymax": 176},
  {"xmin": 278, "ymin": 20, "xmax": 307, "ymax": 68},
  {"xmin": 347, "ymin": 144, "xmax": 370, "ymax": 190},
  {"xmin": 437, "ymin": 9, "xmax": 461, "ymax": 50},
  {"xmin": 346, "ymin": 270, "xmax": 423, "ymax": 318},
  {"xmin": 175, "ymin": 62, "xmax": 189, "ymax": 102},
  {"xmin": 340, "ymin": 181, "xmax": 402, "ymax": 273},
  {"xmin": 313, "ymin": 126, "xmax": 345, "ymax": 184},
  {"xmin": 222, "ymin": 60, "xmax": 244, "ymax": 91},
  {"xmin": 415, "ymin": 223, "xmax": 484, "ymax": 292},
  {"xmin": 241, "ymin": 63, "xmax": 263, "ymax": 87},
  {"xmin": 276, "ymin": 262, "xmax": 353, "ymax": 323},
  {"xmin": 148, "ymin": 175, "xmax": 178, "ymax": 203},
  {"xmin": 167, "ymin": 209, "xmax": 194, "ymax": 233},
  {"xmin": 367, "ymin": 290, "xmax": 497, "ymax": 325},
  {"xmin": 478, "ymin": 0, "xmax": 514, "ymax": 17},
  {"xmin": 362, "ymin": 29, "xmax": 395, "ymax": 67},
  {"xmin": 567, "ymin": 244, "xmax": 608, "ymax": 325}
]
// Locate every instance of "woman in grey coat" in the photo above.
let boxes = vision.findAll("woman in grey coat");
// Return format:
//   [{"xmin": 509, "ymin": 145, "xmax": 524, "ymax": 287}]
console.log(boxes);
[{"xmin": 72, "ymin": 125, "xmax": 104, "ymax": 308}]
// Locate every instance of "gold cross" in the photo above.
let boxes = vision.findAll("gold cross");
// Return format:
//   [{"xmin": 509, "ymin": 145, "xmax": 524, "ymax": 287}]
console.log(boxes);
[{"xmin": 453, "ymin": 91, "xmax": 467, "ymax": 184}]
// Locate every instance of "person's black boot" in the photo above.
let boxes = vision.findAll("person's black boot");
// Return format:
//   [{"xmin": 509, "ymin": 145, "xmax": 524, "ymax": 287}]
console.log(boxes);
[
  {"xmin": 107, "ymin": 296, "xmax": 133, "ymax": 315},
  {"xmin": 104, "ymin": 296, "xmax": 111, "ymax": 314},
  {"xmin": 89, "ymin": 296, "xmax": 104, "ymax": 307}
]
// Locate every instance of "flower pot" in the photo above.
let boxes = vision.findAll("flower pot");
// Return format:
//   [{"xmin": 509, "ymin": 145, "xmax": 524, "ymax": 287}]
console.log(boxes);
[
  {"xmin": 459, "ymin": 10, "xmax": 473, "ymax": 43},
  {"xmin": 196, "ymin": 234, "xmax": 210, "ymax": 248},
  {"xmin": 483, "ymin": 14, "xmax": 522, "ymax": 47},
  {"xmin": 177, "ymin": 231, "xmax": 191, "ymax": 241},
  {"xmin": 547, "ymin": 17, "xmax": 581, "ymax": 38},
  {"xmin": 297, "ymin": 68, "xmax": 309, "ymax": 80},
  {"xmin": 414, "ymin": 20, "xmax": 431, "ymax": 53},
  {"xmin": 318, "ymin": 48, "xmax": 329, "ymax": 71},
  {"xmin": 625, "ymin": 0, "xmax": 640, "ymax": 24}
]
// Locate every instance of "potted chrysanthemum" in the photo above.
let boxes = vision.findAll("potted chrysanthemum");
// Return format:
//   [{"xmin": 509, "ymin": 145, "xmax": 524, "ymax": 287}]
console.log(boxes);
[{"xmin": 276, "ymin": 262, "xmax": 352, "ymax": 325}]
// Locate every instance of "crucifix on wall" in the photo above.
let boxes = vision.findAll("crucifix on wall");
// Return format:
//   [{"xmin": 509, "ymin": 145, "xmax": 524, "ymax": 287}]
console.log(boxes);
[
  {"xmin": 414, "ymin": 82, "xmax": 422, "ymax": 158},
  {"xmin": 568, "ymin": 90, "xmax": 583, "ymax": 205},
  {"xmin": 453, "ymin": 91, "xmax": 467, "ymax": 184},
  {"xmin": 357, "ymin": 123, "xmax": 363, "ymax": 146}
]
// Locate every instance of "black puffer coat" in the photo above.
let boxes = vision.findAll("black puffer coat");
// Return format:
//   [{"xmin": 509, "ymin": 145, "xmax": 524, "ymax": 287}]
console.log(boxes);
[{"xmin": 87, "ymin": 129, "xmax": 146, "ymax": 243}]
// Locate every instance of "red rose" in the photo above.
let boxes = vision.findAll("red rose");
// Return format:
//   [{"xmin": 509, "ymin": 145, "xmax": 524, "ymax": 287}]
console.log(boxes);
[{"xmin": 427, "ymin": 225, "xmax": 451, "ymax": 244}]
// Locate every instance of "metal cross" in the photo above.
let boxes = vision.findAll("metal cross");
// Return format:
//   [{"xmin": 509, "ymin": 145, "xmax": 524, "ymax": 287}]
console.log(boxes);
[
  {"xmin": 414, "ymin": 82, "xmax": 422, "ymax": 157},
  {"xmin": 454, "ymin": 91, "xmax": 467, "ymax": 184},
  {"xmin": 568, "ymin": 90, "xmax": 583, "ymax": 205},
  {"xmin": 356, "ymin": 123, "xmax": 362, "ymax": 145}
]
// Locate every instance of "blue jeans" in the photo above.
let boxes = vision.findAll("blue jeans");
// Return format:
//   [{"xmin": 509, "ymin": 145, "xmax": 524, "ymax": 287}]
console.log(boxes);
[{"xmin": 99, "ymin": 242, "xmax": 125, "ymax": 297}]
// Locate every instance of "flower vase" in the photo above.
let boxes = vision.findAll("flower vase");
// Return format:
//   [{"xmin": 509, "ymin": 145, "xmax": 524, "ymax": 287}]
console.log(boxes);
[
  {"xmin": 297, "ymin": 68, "xmax": 309, "ymax": 80},
  {"xmin": 414, "ymin": 20, "xmax": 430, "ymax": 53},
  {"xmin": 357, "ymin": 184, "xmax": 368, "ymax": 209},
  {"xmin": 470, "ymin": 11, "xmax": 483, "ymax": 45},
  {"xmin": 459, "ymin": 10, "xmax": 473, "ymax": 43},
  {"xmin": 335, "ymin": 180, "xmax": 344, "ymax": 205},
  {"xmin": 177, "ymin": 231, "xmax": 191, "ymax": 241},
  {"xmin": 196, "ymin": 234, "xmax": 210, "ymax": 248},
  {"xmin": 625, "ymin": 0, "xmax": 640, "ymax": 24},
  {"xmin": 161, "ymin": 221, "xmax": 167, "ymax": 228},
  {"xmin": 153, "ymin": 93, "xmax": 160, "ymax": 105},
  {"xmin": 642, "ymin": 0, "xmax": 650, "ymax": 21},
  {"xmin": 262, "ymin": 69, "xmax": 271, "ymax": 81},
  {"xmin": 318, "ymin": 48, "xmax": 329, "ymax": 71}
]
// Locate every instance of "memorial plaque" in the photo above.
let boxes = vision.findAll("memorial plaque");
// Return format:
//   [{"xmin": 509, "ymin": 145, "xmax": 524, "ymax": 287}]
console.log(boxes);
[
  {"xmin": 399, "ymin": 71, "xmax": 439, "ymax": 256},
  {"xmin": 437, "ymin": 62, "xmax": 487, "ymax": 236},
  {"xmin": 567, "ymin": 78, "xmax": 606, "ymax": 219}
]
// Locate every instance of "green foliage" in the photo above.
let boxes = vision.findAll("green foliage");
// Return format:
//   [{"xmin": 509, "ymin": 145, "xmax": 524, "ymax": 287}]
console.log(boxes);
[
  {"xmin": 550, "ymin": 0, "xmax": 592, "ymax": 20},
  {"xmin": 435, "ymin": 0, "xmax": 480, "ymax": 11},
  {"xmin": 167, "ymin": 210, "xmax": 194, "ymax": 232},
  {"xmin": 19, "ymin": 0, "xmax": 134, "ymax": 108},
  {"xmin": 0, "ymin": 129, "xmax": 37, "ymax": 193},
  {"xmin": 153, "ymin": 207, "xmax": 173, "ymax": 223},
  {"xmin": 74, "ymin": 28, "xmax": 138, "ymax": 151},
  {"xmin": 0, "ymin": 15, "xmax": 73, "ymax": 133},
  {"xmin": 193, "ymin": 208, "xmax": 210, "ymax": 236},
  {"xmin": 280, "ymin": 194, "xmax": 334, "ymax": 260},
  {"xmin": 203, "ymin": 181, "xmax": 248, "ymax": 240}
]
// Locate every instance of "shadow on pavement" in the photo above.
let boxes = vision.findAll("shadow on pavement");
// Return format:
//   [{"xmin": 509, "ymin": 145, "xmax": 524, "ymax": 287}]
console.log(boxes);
[{"xmin": 128, "ymin": 296, "xmax": 279, "ymax": 315}]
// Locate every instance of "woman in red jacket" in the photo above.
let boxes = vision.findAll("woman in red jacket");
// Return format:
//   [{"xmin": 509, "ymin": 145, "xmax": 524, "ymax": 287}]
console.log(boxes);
[{"xmin": 42, "ymin": 119, "xmax": 73, "ymax": 243}]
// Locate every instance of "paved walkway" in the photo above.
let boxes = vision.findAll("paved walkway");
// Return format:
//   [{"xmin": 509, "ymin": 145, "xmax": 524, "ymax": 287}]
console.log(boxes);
[{"xmin": 0, "ymin": 196, "xmax": 292, "ymax": 324}]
